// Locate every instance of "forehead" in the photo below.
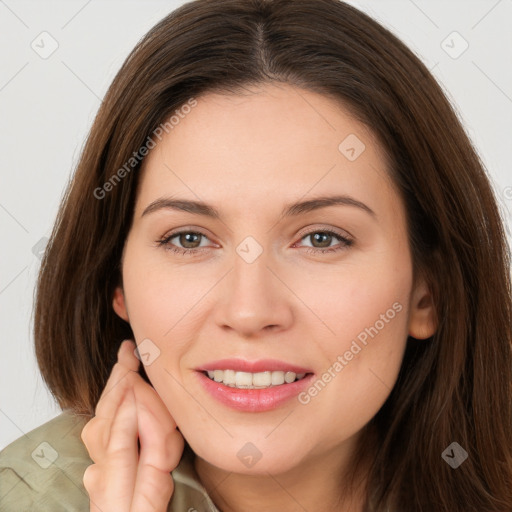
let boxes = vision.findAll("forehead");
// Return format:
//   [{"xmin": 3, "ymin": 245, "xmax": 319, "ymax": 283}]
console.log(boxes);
[{"xmin": 135, "ymin": 83, "xmax": 397, "ymax": 221}]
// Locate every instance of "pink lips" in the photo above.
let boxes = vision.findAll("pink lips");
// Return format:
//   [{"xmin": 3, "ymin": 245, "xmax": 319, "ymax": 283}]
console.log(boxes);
[
  {"xmin": 194, "ymin": 358, "xmax": 315, "ymax": 412},
  {"xmin": 195, "ymin": 358, "xmax": 312, "ymax": 374},
  {"xmin": 195, "ymin": 371, "xmax": 315, "ymax": 412}
]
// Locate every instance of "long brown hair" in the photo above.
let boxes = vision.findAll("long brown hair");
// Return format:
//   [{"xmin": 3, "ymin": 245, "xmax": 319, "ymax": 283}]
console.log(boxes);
[{"xmin": 34, "ymin": 0, "xmax": 512, "ymax": 510}]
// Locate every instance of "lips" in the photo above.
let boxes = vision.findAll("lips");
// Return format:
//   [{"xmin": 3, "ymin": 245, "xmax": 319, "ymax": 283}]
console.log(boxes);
[
  {"xmin": 195, "ymin": 358, "xmax": 313, "ymax": 374},
  {"xmin": 195, "ymin": 370, "xmax": 315, "ymax": 412}
]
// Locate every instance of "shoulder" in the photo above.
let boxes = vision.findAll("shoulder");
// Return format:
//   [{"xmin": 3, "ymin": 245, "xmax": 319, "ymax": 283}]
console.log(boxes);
[
  {"xmin": 0, "ymin": 411, "xmax": 220, "ymax": 512},
  {"xmin": 0, "ymin": 409, "xmax": 92, "ymax": 511}
]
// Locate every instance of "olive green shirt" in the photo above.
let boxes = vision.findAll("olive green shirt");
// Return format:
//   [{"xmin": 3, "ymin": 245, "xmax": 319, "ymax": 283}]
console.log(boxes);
[{"xmin": 0, "ymin": 410, "xmax": 220, "ymax": 511}]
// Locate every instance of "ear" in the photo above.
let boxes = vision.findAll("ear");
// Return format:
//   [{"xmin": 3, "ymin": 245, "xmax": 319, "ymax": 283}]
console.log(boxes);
[
  {"xmin": 408, "ymin": 276, "xmax": 437, "ymax": 340},
  {"xmin": 113, "ymin": 286, "xmax": 130, "ymax": 322}
]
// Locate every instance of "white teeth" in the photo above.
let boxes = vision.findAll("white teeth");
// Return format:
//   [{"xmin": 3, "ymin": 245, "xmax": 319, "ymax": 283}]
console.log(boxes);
[
  {"xmin": 205, "ymin": 369, "xmax": 308, "ymax": 388},
  {"xmin": 271, "ymin": 371, "xmax": 285, "ymax": 385},
  {"xmin": 235, "ymin": 371, "xmax": 253, "ymax": 387},
  {"xmin": 253, "ymin": 371, "xmax": 272, "ymax": 386},
  {"xmin": 224, "ymin": 369, "xmax": 236, "ymax": 385}
]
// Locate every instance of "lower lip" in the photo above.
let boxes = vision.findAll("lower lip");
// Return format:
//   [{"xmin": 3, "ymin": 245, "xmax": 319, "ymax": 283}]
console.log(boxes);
[{"xmin": 195, "ymin": 371, "xmax": 315, "ymax": 412}]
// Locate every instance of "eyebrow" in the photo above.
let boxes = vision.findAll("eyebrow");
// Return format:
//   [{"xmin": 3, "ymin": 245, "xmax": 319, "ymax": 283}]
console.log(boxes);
[{"xmin": 141, "ymin": 194, "xmax": 376, "ymax": 220}]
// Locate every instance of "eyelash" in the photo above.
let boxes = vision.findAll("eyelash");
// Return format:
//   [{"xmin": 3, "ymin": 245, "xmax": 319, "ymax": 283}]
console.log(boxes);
[{"xmin": 156, "ymin": 228, "xmax": 354, "ymax": 256}]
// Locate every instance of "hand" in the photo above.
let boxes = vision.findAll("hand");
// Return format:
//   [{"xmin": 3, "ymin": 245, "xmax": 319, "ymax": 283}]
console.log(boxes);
[{"xmin": 81, "ymin": 339, "xmax": 185, "ymax": 512}]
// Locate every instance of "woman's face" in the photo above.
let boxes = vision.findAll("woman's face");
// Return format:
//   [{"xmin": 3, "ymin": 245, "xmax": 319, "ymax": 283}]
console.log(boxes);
[{"xmin": 113, "ymin": 83, "xmax": 436, "ymax": 475}]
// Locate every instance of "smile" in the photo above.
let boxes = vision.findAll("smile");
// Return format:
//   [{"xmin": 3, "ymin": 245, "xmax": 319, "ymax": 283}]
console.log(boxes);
[
  {"xmin": 204, "ymin": 369, "xmax": 307, "ymax": 389},
  {"xmin": 195, "ymin": 370, "xmax": 315, "ymax": 412}
]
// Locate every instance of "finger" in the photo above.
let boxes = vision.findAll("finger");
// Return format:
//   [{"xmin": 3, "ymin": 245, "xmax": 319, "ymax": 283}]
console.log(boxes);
[
  {"xmin": 118, "ymin": 339, "xmax": 141, "ymax": 373},
  {"xmin": 106, "ymin": 387, "xmax": 139, "ymax": 459},
  {"xmin": 88, "ymin": 358, "xmax": 178, "ymax": 463},
  {"xmin": 103, "ymin": 388, "xmax": 139, "ymax": 506},
  {"xmin": 131, "ymin": 377, "xmax": 178, "ymax": 431},
  {"xmin": 84, "ymin": 389, "xmax": 139, "ymax": 511},
  {"xmin": 130, "ymin": 393, "xmax": 184, "ymax": 512},
  {"xmin": 132, "ymin": 383, "xmax": 184, "ymax": 470},
  {"xmin": 85, "ymin": 341, "xmax": 141, "ymax": 457},
  {"xmin": 95, "ymin": 339, "xmax": 140, "ymax": 418},
  {"xmin": 96, "ymin": 340, "xmax": 139, "ymax": 405}
]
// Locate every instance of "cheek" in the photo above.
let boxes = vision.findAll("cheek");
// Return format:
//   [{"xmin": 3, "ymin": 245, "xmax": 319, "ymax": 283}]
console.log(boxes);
[
  {"xmin": 294, "ymin": 260, "xmax": 411, "ymax": 433},
  {"xmin": 121, "ymin": 251, "xmax": 207, "ymax": 394},
  {"xmin": 293, "ymin": 255, "xmax": 411, "ymax": 350},
  {"xmin": 292, "ymin": 254, "xmax": 412, "ymax": 408},
  {"xmin": 121, "ymin": 251, "xmax": 206, "ymax": 341}
]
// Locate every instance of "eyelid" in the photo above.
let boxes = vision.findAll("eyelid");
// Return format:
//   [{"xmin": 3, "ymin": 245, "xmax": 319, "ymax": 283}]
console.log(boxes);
[
  {"xmin": 159, "ymin": 224, "xmax": 354, "ymax": 256},
  {"xmin": 161, "ymin": 224, "xmax": 352, "ymax": 245},
  {"xmin": 164, "ymin": 226, "xmax": 216, "ymax": 241},
  {"xmin": 294, "ymin": 224, "xmax": 353, "ymax": 243}
]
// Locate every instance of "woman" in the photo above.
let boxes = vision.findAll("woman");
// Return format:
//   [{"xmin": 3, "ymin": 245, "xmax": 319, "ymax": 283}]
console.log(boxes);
[{"xmin": 1, "ymin": 0, "xmax": 511, "ymax": 511}]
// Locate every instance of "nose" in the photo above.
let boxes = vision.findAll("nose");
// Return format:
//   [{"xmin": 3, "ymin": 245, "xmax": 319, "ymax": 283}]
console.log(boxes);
[{"xmin": 213, "ymin": 248, "xmax": 294, "ymax": 338}]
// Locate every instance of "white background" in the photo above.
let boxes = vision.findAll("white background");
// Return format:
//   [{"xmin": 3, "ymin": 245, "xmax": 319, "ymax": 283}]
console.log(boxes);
[{"xmin": 1, "ymin": 0, "xmax": 511, "ymax": 450}]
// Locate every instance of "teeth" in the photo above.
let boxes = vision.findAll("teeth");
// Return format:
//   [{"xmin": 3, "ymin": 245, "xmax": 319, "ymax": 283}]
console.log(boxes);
[{"xmin": 205, "ymin": 369, "xmax": 307, "ymax": 388}]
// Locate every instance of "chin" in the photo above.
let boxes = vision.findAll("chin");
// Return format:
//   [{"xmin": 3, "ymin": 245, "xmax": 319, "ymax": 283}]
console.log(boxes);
[{"xmin": 190, "ymin": 435, "xmax": 307, "ymax": 475}]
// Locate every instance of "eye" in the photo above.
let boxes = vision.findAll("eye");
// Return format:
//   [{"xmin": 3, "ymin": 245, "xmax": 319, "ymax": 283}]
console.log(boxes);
[
  {"xmin": 157, "ymin": 230, "xmax": 213, "ymax": 256},
  {"xmin": 295, "ymin": 228, "xmax": 354, "ymax": 254},
  {"xmin": 156, "ymin": 227, "xmax": 354, "ymax": 256}
]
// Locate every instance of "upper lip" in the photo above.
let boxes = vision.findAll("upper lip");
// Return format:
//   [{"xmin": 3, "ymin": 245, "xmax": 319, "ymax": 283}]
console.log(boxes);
[{"xmin": 196, "ymin": 358, "xmax": 313, "ymax": 374}]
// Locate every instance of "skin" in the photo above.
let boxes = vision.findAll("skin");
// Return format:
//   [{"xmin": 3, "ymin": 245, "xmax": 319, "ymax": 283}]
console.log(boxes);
[
  {"xmin": 110, "ymin": 83, "xmax": 437, "ymax": 512},
  {"xmin": 81, "ymin": 340, "xmax": 184, "ymax": 512}
]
